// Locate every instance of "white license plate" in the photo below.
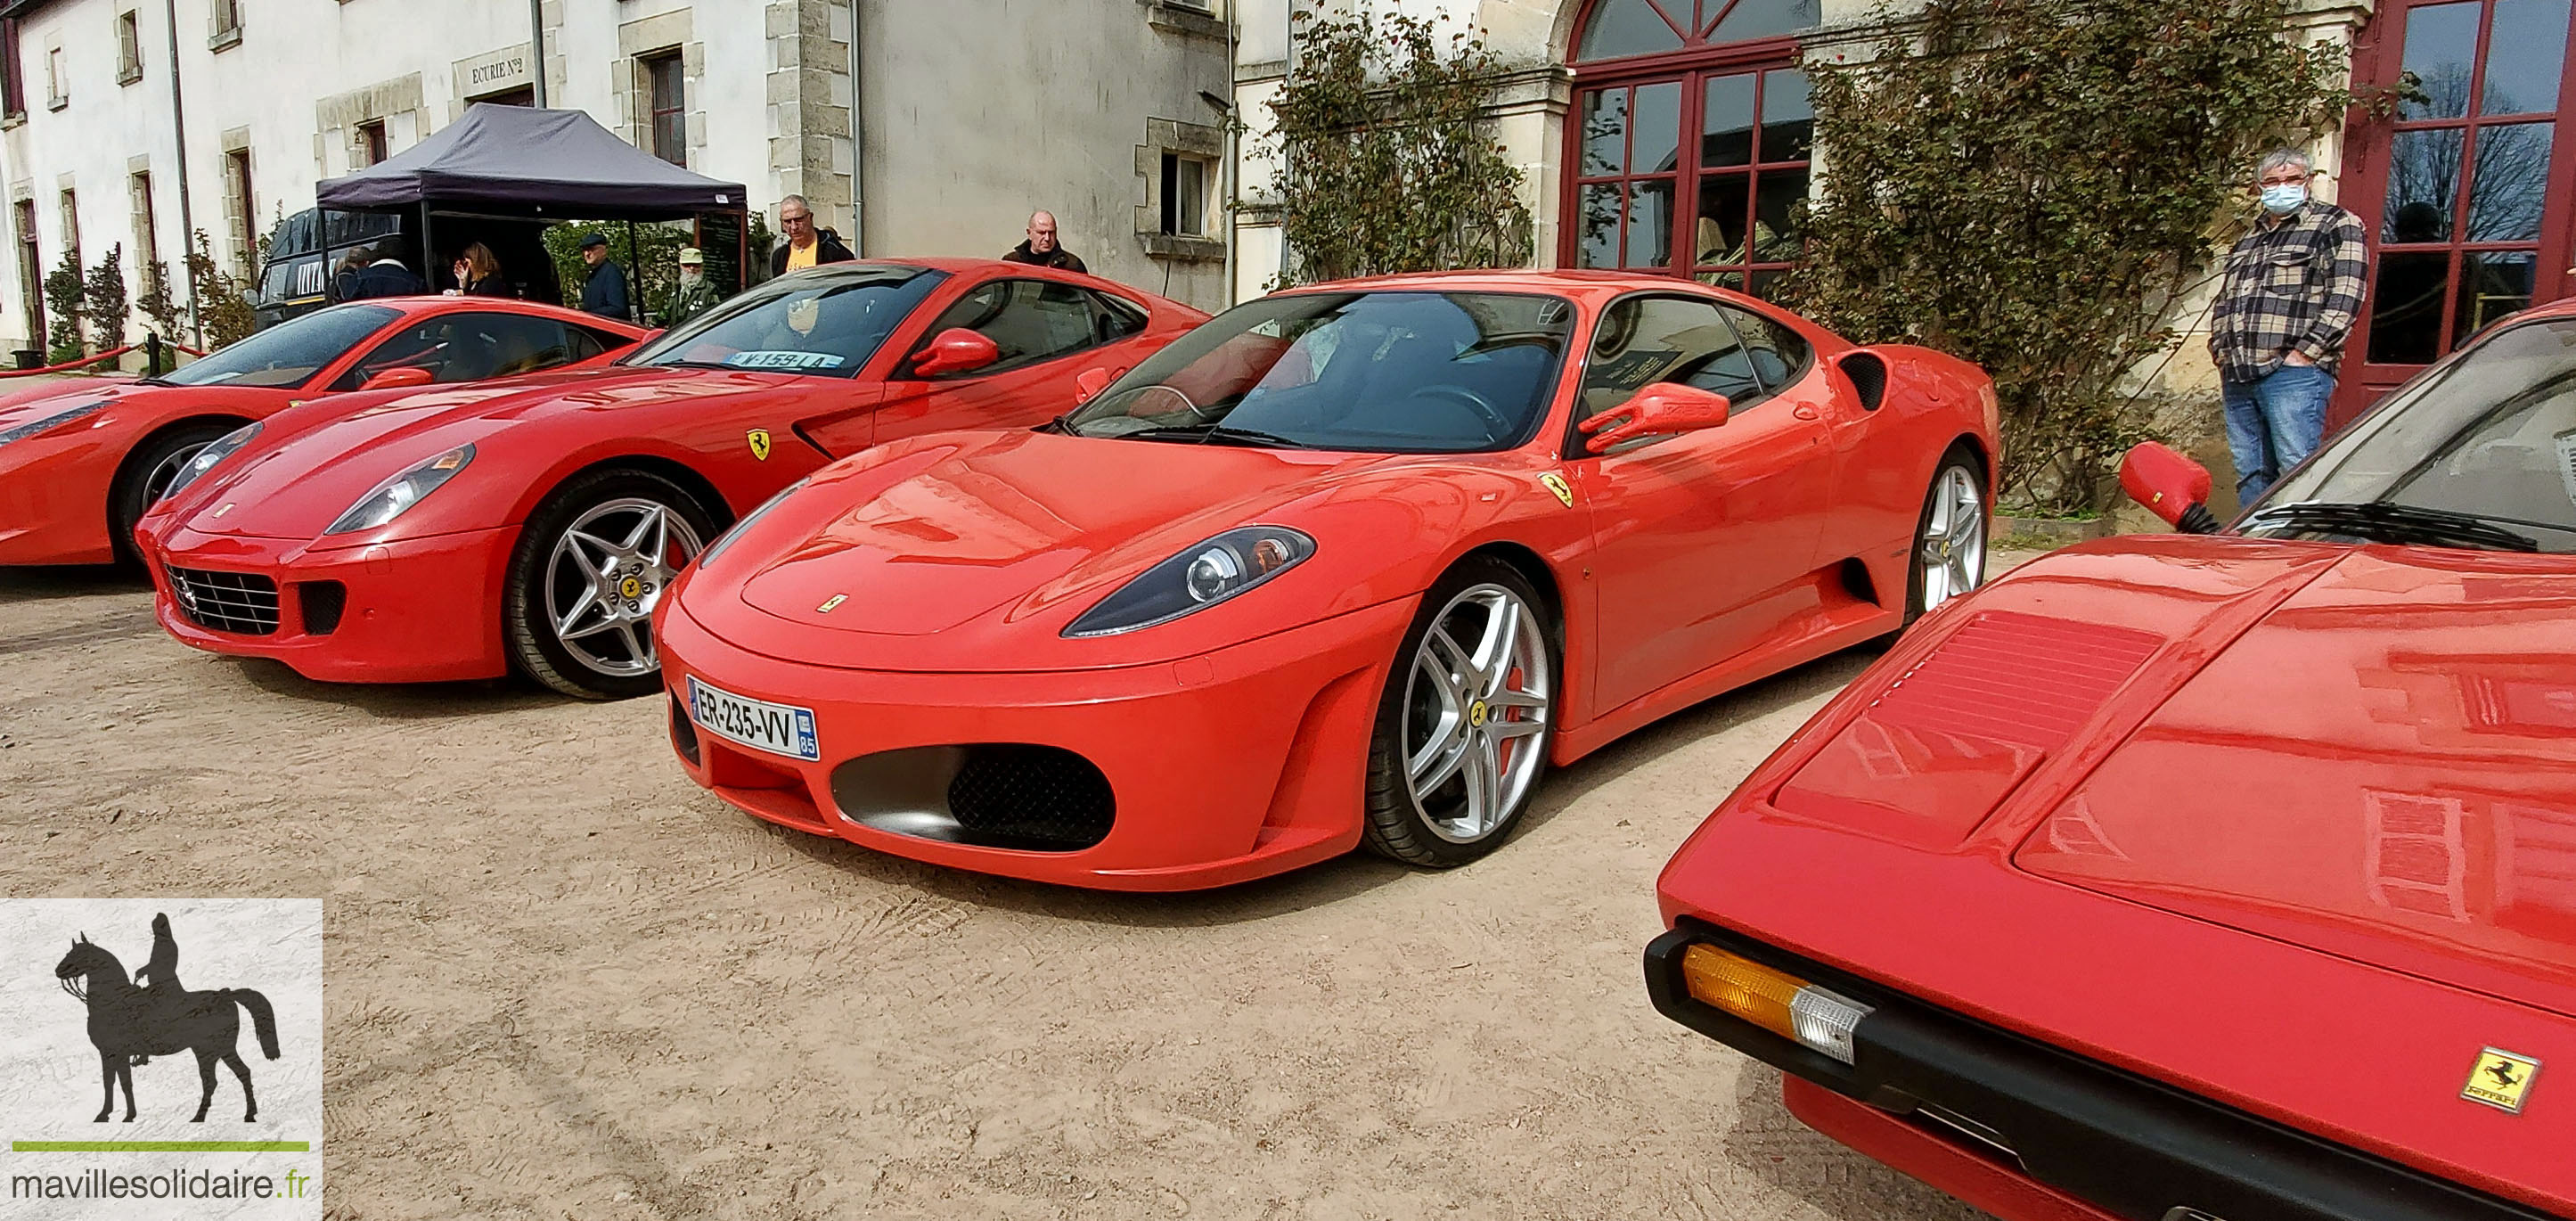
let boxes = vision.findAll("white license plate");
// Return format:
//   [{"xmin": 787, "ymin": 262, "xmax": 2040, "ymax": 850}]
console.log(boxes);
[{"xmin": 687, "ymin": 676, "xmax": 820, "ymax": 762}]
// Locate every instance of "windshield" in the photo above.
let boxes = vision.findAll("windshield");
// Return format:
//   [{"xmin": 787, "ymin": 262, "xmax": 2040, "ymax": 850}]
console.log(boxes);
[
  {"xmin": 2253, "ymin": 315, "xmax": 2576, "ymax": 553},
  {"xmin": 622, "ymin": 264, "xmax": 945, "ymax": 378},
  {"xmin": 158, "ymin": 304, "xmax": 398, "ymax": 389},
  {"xmin": 1063, "ymin": 291, "xmax": 1575, "ymax": 453}
]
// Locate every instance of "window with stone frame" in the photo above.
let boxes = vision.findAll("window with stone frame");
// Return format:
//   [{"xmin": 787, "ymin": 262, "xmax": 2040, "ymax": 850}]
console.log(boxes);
[
  {"xmin": 210, "ymin": 0, "xmax": 240, "ymax": 39},
  {"xmin": 115, "ymin": 11, "xmax": 140, "ymax": 84},
  {"xmin": 1160, "ymin": 152, "xmax": 1211, "ymax": 237},
  {"xmin": 641, "ymin": 49, "xmax": 685, "ymax": 166}
]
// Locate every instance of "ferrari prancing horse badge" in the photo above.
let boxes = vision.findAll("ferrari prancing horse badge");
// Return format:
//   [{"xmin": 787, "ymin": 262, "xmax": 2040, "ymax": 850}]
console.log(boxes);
[
  {"xmin": 1540, "ymin": 472, "xmax": 1574, "ymax": 507},
  {"xmin": 2462, "ymin": 1047, "xmax": 2539, "ymax": 1113},
  {"xmin": 748, "ymin": 429, "xmax": 773, "ymax": 461}
]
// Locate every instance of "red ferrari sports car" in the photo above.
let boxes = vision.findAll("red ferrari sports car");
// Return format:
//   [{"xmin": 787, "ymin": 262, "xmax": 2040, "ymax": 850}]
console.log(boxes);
[
  {"xmin": 0, "ymin": 297, "xmax": 641, "ymax": 568},
  {"xmin": 658, "ymin": 271, "xmax": 1999, "ymax": 889},
  {"xmin": 135, "ymin": 258, "xmax": 1200, "ymax": 698},
  {"xmin": 1648, "ymin": 299, "xmax": 2576, "ymax": 1219}
]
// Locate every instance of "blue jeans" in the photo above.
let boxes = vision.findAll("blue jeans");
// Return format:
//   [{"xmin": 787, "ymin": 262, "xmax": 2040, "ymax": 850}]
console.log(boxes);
[{"xmin": 2220, "ymin": 364, "xmax": 2333, "ymax": 504}]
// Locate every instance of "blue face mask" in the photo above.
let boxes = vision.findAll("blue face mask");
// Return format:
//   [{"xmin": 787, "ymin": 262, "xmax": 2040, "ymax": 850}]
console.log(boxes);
[{"xmin": 2261, "ymin": 184, "xmax": 2307, "ymax": 216}]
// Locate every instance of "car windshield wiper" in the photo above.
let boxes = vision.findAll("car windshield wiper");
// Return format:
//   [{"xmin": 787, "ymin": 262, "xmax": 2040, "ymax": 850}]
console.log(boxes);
[
  {"xmin": 2245, "ymin": 500, "xmax": 2541, "ymax": 553},
  {"xmin": 1116, "ymin": 423, "xmax": 1311, "ymax": 449},
  {"xmin": 649, "ymin": 358, "xmax": 745, "ymax": 372}
]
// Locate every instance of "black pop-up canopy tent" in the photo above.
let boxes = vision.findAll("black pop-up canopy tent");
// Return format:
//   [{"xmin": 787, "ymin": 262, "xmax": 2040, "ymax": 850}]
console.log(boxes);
[{"xmin": 314, "ymin": 103, "xmax": 751, "ymax": 314}]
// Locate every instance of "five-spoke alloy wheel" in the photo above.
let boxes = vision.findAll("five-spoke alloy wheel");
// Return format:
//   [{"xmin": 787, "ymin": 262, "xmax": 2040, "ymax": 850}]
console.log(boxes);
[
  {"xmin": 1362, "ymin": 556, "xmax": 1558, "ymax": 866},
  {"xmin": 1907, "ymin": 449, "xmax": 1989, "ymax": 622},
  {"xmin": 504, "ymin": 469, "xmax": 716, "ymax": 699}
]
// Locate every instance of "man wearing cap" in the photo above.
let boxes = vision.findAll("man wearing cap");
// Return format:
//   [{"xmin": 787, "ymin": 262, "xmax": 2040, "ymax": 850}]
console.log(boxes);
[
  {"xmin": 577, "ymin": 233, "xmax": 633, "ymax": 322},
  {"xmin": 658, "ymin": 247, "xmax": 721, "ymax": 328}
]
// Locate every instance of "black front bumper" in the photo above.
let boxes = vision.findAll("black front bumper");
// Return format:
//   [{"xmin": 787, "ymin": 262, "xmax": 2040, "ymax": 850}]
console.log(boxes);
[{"xmin": 1644, "ymin": 920, "xmax": 2557, "ymax": 1221}]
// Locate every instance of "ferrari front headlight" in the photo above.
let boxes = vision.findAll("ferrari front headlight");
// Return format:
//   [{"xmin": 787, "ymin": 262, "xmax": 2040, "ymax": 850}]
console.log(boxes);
[
  {"xmin": 159, "ymin": 422, "xmax": 262, "ymax": 503},
  {"xmin": 324, "ymin": 444, "xmax": 473, "ymax": 536},
  {"xmin": 1065, "ymin": 526, "xmax": 1314, "ymax": 637},
  {"xmin": 0, "ymin": 400, "xmax": 109, "ymax": 449}
]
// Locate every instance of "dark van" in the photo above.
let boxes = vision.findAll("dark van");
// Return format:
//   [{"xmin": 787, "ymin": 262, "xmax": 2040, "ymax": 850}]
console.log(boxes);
[{"xmin": 251, "ymin": 209, "xmax": 565, "ymax": 331}]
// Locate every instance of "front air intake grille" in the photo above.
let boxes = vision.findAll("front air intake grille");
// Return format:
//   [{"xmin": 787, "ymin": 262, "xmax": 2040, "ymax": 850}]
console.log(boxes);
[
  {"xmin": 667, "ymin": 694, "xmax": 701, "ymax": 766},
  {"xmin": 947, "ymin": 745, "xmax": 1116, "ymax": 850},
  {"xmin": 168, "ymin": 566, "xmax": 280, "ymax": 635},
  {"xmin": 296, "ymin": 581, "xmax": 347, "ymax": 635}
]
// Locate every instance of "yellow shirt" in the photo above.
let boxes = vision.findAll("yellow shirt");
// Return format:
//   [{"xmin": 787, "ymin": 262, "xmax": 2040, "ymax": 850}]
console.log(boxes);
[{"xmin": 786, "ymin": 241, "xmax": 818, "ymax": 271}]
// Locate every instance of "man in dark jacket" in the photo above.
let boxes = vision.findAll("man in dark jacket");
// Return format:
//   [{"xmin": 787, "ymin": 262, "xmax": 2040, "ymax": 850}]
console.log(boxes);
[
  {"xmin": 1001, "ymin": 211, "xmax": 1087, "ymax": 274},
  {"xmin": 769, "ymin": 194, "xmax": 855, "ymax": 277},
  {"xmin": 577, "ymin": 233, "xmax": 633, "ymax": 322},
  {"xmin": 344, "ymin": 245, "xmax": 428, "ymax": 299}
]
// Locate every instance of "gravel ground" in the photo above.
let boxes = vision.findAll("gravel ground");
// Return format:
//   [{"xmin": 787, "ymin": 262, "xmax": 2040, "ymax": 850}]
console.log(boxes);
[{"xmin": 0, "ymin": 558, "xmax": 2040, "ymax": 1220}]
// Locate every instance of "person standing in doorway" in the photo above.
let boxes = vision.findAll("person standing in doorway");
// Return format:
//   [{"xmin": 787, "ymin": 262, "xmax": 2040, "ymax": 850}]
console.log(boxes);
[
  {"xmin": 2207, "ymin": 148, "xmax": 2367, "ymax": 504},
  {"xmin": 770, "ymin": 194, "xmax": 855, "ymax": 276},
  {"xmin": 659, "ymin": 247, "xmax": 721, "ymax": 327},
  {"xmin": 1002, "ymin": 211, "xmax": 1087, "ymax": 274},
  {"xmin": 577, "ymin": 233, "xmax": 633, "ymax": 322}
]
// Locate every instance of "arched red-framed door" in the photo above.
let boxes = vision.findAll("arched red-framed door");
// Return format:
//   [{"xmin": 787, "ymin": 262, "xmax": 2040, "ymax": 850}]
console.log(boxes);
[
  {"xmin": 1559, "ymin": 0, "xmax": 1820, "ymax": 296},
  {"xmin": 2335, "ymin": 0, "xmax": 2576, "ymax": 428}
]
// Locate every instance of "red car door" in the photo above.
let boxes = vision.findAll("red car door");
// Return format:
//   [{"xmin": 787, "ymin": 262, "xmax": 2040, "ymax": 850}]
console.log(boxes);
[
  {"xmin": 1566, "ymin": 292, "xmax": 1833, "ymax": 717},
  {"xmin": 872, "ymin": 277, "xmax": 1154, "ymax": 443}
]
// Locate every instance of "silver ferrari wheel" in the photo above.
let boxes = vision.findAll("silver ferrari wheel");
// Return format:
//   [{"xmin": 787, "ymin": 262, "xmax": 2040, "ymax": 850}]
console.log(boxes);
[
  {"xmin": 1917, "ymin": 463, "xmax": 1986, "ymax": 613},
  {"xmin": 541, "ymin": 496, "xmax": 703, "ymax": 678},
  {"xmin": 1400, "ymin": 583, "xmax": 1552, "ymax": 844}
]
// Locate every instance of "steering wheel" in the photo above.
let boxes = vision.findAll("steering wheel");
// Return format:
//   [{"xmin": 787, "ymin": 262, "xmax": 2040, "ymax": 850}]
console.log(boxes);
[{"xmin": 1410, "ymin": 384, "xmax": 1512, "ymax": 443}]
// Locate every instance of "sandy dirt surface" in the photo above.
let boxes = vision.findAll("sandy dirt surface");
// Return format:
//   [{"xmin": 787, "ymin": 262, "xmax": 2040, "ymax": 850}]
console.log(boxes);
[{"xmin": 0, "ymin": 561, "xmax": 2039, "ymax": 1220}]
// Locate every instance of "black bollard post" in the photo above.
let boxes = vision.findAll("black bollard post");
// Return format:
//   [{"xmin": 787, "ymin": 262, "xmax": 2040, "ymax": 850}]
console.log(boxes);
[{"xmin": 144, "ymin": 332, "xmax": 164, "ymax": 377}]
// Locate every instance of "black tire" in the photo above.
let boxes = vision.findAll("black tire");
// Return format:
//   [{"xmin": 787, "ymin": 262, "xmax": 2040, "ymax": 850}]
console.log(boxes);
[
  {"xmin": 502, "ymin": 467, "xmax": 717, "ymax": 700},
  {"xmin": 1360, "ymin": 555, "xmax": 1560, "ymax": 868},
  {"xmin": 108, "ymin": 422, "xmax": 238, "ymax": 567},
  {"xmin": 1903, "ymin": 445, "xmax": 1990, "ymax": 625}
]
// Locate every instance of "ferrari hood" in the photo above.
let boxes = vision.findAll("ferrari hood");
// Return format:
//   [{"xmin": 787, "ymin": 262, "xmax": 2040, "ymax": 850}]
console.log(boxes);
[
  {"xmin": 0, "ymin": 378, "xmax": 121, "ymax": 426},
  {"xmin": 176, "ymin": 365, "xmax": 788, "ymax": 538},
  {"xmin": 728, "ymin": 430, "xmax": 1381, "ymax": 642},
  {"xmin": 2014, "ymin": 545, "xmax": 2576, "ymax": 1018}
]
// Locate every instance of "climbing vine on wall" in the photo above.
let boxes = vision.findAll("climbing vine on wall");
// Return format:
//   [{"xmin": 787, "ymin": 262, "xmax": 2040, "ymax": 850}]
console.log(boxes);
[{"xmin": 1269, "ymin": 10, "xmax": 1533, "ymax": 285}]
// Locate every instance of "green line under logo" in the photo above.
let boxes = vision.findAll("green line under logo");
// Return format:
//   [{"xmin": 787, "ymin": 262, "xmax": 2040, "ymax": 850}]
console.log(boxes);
[{"xmin": 10, "ymin": 1141, "xmax": 310, "ymax": 1152}]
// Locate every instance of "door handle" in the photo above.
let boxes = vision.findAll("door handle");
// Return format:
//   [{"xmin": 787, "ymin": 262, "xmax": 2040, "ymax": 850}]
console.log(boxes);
[{"xmin": 1792, "ymin": 405, "xmax": 1820, "ymax": 421}]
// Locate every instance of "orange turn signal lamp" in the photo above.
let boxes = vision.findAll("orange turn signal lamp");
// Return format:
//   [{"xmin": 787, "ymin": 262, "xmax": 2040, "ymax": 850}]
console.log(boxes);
[{"xmin": 1680, "ymin": 943, "xmax": 1873, "ymax": 1065}]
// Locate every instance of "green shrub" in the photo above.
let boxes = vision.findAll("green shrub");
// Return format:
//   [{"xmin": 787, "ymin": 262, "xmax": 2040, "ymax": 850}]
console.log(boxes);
[
  {"xmin": 1787, "ymin": 0, "xmax": 2350, "ymax": 514},
  {"xmin": 1267, "ymin": 10, "xmax": 1532, "ymax": 285}
]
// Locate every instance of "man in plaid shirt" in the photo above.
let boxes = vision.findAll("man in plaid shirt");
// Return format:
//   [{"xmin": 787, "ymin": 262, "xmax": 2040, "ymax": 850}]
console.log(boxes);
[{"xmin": 2208, "ymin": 148, "xmax": 2367, "ymax": 503}]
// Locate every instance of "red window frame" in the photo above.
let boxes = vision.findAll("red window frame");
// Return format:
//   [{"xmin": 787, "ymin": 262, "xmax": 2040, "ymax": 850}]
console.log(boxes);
[{"xmin": 1558, "ymin": 0, "xmax": 1816, "ymax": 294}]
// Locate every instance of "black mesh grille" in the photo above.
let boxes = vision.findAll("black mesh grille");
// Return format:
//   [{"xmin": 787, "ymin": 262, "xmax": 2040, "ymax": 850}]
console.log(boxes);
[
  {"xmin": 667, "ymin": 695, "xmax": 701, "ymax": 766},
  {"xmin": 297, "ymin": 581, "xmax": 347, "ymax": 635},
  {"xmin": 1839, "ymin": 350, "xmax": 1889, "ymax": 411},
  {"xmin": 945, "ymin": 745, "xmax": 1115, "ymax": 850},
  {"xmin": 168, "ymin": 566, "xmax": 280, "ymax": 635}
]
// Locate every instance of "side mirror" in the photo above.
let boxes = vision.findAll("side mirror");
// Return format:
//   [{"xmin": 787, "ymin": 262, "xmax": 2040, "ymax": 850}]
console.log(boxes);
[
  {"xmin": 2119, "ymin": 442, "xmax": 2221, "ymax": 533},
  {"xmin": 1577, "ymin": 382, "xmax": 1730, "ymax": 454},
  {"xmin": 359, "ymin": 365, "xmax": 436, "ymax": 391},
  {"xmin": 1074, "ymin": 365, "xmax": 1116, "ymax": 404},
  {"xmin": 910, "ymin": 327, "xmax": 1002, "ymax": 378}
]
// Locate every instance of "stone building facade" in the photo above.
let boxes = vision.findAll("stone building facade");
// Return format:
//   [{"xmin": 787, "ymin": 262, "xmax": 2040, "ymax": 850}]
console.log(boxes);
[{"xmin": 0, "ymin": 0, "xmax": 1235, "ymax": 353}]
